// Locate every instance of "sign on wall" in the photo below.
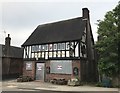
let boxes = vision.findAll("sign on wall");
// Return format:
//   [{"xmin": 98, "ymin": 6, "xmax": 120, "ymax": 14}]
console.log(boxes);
[
  {"xmin": 50, "ymin": 60, "xmax": 72, "ymax": 74},
  {"xmin": 37, "ymin": 64, "xmax": 42, "ymax": 71},
  {"xmin": 26, "ymin": 62, "xmax": 32, "ymax": 70},
  {"xmin": 57, "ymin": 65, "xmax": 62, "ymax": 70}
]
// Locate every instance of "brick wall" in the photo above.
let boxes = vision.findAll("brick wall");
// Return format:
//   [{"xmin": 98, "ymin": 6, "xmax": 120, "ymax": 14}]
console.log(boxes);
[
  {"xmin": 2, "ymin": 57, "xmax": 23, "ymax": 79},
  {"xmin": 9, "ymin": 58, "xmax": 23, "ymax": 75},
  {"xmin": 72, "ymin": 60, "xmax": 81, "ymax": 79},
  {"xmin": 23, "ymin": 61, "xmax": 35, "ymax": 80},
  {"xmin": 2, "ymin": 57, "xmax": 11, "ymax": 75},
  {"xmin": 23, "ymin": 60, "xmax": 81, "ymax": 81}
]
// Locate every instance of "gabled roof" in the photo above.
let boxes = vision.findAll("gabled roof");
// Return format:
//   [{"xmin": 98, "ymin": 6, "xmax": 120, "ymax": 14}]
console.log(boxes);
[
  {"xmin": 22, "ymin": 17, "xmax": 86, "ymax": 46},
  {"xmin": 0, "ymin": 44, "xmax": 23, "ymax": 58}
]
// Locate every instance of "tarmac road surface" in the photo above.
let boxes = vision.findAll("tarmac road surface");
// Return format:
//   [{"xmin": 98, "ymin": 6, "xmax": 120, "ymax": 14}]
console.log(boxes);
[{"xmin": 1, "ymin": 79, "xmax": 119, "ymax": 93}]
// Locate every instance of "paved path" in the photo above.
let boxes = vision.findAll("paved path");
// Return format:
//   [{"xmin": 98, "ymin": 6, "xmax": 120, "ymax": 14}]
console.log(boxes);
[{"xmin": 1, "ymin": 79, "xmax": 119, "ymax": 92}]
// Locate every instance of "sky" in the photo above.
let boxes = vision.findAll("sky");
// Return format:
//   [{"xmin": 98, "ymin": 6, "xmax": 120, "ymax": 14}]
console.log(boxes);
[{"xmin": 0, "ymin": 0, "xmax": 119, "ymax": 47}]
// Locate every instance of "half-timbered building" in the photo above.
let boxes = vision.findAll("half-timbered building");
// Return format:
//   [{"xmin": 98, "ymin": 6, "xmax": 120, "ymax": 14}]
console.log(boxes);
[{"xmin": 22, "ymin": 8, "xmax": 98, "ymax": 82}]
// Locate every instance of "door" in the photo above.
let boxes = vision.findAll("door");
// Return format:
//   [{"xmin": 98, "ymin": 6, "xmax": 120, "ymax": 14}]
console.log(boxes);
[{"xmin": 35, "ymin": 63, "xmax": 44, "ymax": 80}]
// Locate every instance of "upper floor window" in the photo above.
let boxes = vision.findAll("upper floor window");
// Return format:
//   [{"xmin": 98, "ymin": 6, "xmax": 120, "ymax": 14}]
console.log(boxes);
[
  {"xmin": 58, "ymin": 43, "xmax": 61, "ymax": 50},
  {"xmin": 66, "ymin": 42, "xmax": 69, "ymax": 50},
  {"xmin": 41, "ymin": 45, "xmax": 45, "ymax": 51},
  {"xmin": 58, "ymin": 43, "xmax": 65, "ymax": 50},
  {"xmin": 45, "ymin": 45, "xmax": 48, "ymax": 51},
  {"xmin": 32, "ymin": 45, "xmax": 39, "ymax": 52},
  {"xmin": 61, "ymin": 43, "xmax": 65, "ymax": 50},
  {"xmin": 49, "ymin": 44, "xmax": 53, "ymax": 51},
  {"xmin": 53, "ymin": 44, "xmax": 57, "ymax": 50}
]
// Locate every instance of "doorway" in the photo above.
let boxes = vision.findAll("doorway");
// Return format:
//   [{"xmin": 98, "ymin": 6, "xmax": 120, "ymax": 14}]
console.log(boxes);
[{"xmin": 35, "ymin": 63, "xmax": 45, "ymax": 81}]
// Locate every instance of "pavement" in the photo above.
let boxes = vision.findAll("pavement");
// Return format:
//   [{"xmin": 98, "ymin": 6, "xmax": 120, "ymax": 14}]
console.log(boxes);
[{"xmin": 1, "ymin": 79, "xmax": 119, "ymax": 92}]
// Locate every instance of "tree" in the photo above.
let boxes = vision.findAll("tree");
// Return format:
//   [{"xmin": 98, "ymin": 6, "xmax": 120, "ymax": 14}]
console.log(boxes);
[{"xmin": 96, "ymin": 2, "xmax": 120, "ymax": 78}]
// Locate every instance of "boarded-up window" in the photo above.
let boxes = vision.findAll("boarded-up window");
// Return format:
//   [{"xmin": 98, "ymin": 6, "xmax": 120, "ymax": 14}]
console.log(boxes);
[
  {"xmin": 26, "ymin": 62, "xmax": 32, "ymax": 70},
  {"xmin": 50, "ymin": 60, "xmax": 72, "ymax": 74}
]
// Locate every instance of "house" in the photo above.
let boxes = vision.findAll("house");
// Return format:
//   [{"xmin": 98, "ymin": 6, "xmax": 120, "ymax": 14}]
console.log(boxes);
[
  {"xmin": 1, "ymin": 34, "xmax": 23, "ymax": 80},
  {"xmin": 22, "ymin": 8, "xmax": 98, "ymax": 82}
]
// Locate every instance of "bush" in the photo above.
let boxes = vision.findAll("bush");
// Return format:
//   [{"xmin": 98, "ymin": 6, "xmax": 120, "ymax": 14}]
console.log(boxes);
[
  {"xmin": 17, "ymin": 76, "xmax": 33, "ymax": 82},
  {"xmin": 96, "ymin": 82, "xmax": 103, "ymax": 87}
]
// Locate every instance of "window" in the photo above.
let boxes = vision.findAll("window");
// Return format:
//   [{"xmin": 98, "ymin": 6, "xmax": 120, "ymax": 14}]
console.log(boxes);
[
  {"xmin": 26, "ymin": 62, "xmax": 32, "ymax": 70},
  {"xmin": 61, "ymin": 43, "xmax": 65, "ymax": 50},
  {"xmin": 45, "ymin": 45, "xmax": 48, "ymax": 51},
  {"xmin": 50, "ymin": 60, "xmax": 72, "ymax": 74},
  {"xmin": 66, "ymin": 42, "xmax": 69, "ymax": 50},
  {"xmin": 32, "ymin": 46, "xmax": 39, "ymax": 52},
  {"xmin": 58, "ymin": 43, "xmax": 61, "ymax": 50},
  {"xmin": 39, "ymin": 45, "xmax": 41, "ymax": 51},
  {"xmin": 41, "ymin": 45, "xmax": 45, "ymax": 51},
  {"xmin": 49, "ymin": 44, "xmax": 52, "ymax": 51},
  {"xmin": 53, "ymin": 44, "xmax": 57, "ymax": 50},
  {"xmin": 57, "ymin": 43, "xmax": 65, "ymax": 50}
]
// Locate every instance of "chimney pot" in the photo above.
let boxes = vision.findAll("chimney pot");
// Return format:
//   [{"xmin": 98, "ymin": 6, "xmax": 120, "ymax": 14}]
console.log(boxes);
[
  {"xmin": 8, "ymin": 34, "xmax": 10, "ymax": 37},
  {"xmin": 82, "ymin": 8, "xmax": 90, "ymax": 20},
  {"xmin": 5, "ymin": 34, "xmax": 11, "ymax": 57}
]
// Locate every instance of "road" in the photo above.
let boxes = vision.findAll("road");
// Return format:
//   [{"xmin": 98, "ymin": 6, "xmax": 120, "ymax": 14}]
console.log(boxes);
[{"xmin": 1, "ymin": 79, "xmax": 119, "ymax": 93}]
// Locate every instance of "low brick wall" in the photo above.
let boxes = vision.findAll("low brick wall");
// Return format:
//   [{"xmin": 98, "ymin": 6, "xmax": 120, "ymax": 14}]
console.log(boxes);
[{"xmin": 45, "ymin": 73, "xmax": 71, "ymax": 82}]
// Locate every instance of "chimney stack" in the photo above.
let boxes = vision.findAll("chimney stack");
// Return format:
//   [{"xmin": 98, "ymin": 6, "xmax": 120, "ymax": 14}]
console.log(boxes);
[
  {"xmin": 5, "ymin": 34, "xmax": 11, "ymax": 57},
  {"xmin": 82, "ymin": 8, "xmax": 90, "ymax": 20}
]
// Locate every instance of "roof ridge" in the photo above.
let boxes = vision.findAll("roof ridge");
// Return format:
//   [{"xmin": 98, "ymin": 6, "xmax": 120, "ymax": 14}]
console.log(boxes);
[{"xmin": 38, "ymin": 17, "xmax": 82, "ymax": 27}]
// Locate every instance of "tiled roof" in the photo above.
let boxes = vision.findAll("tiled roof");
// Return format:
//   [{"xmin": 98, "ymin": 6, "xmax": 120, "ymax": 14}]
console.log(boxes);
[
  {"xmin": 0, "ymin": 44, "xmax": 23, "ymax": 58},
  {"xmin": 22, "ymin": 17, "xmax": 86, "ymax": 46}
]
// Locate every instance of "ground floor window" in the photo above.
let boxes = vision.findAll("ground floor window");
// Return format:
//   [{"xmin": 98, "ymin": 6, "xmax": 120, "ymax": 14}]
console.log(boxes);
[
  {"xmin": 50, "ymin": 60, "xmax": 72, "ymax": 74},
  {"xmin": 26, "ymin": 62, "xmax": 32, "ymax": 71}
]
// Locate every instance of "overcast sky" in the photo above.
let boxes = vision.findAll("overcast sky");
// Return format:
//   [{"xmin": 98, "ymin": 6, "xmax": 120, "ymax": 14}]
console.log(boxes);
[{"xmin": 0, "ymin": 0, "xmax": 119, "ymax": 47}]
